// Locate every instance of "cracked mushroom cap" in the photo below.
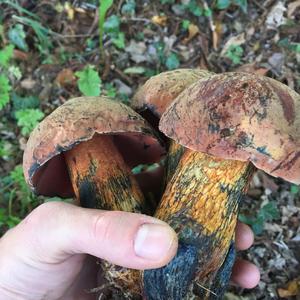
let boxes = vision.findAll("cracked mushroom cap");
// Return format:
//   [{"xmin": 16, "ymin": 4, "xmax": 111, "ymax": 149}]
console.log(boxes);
[
  {"xmin": 23, "ymin": 96, "xmax": 166, "ymax": 197},
  {"xmin": 132, "ymin": 69, "xmax": 214, "ymax": 119},
  {"xmin": 159, "ymin": 72, "xmax": 300, "ymax": 184}
]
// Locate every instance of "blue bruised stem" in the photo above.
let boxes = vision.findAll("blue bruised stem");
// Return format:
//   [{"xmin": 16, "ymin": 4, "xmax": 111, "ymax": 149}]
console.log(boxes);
[
  {"xmin": 194, "ymin": 242, "xmax": 236, "ymax": 299},
  {"xmin": 142, "ymin": 149, "xmax": 254, "ymax": 299}
]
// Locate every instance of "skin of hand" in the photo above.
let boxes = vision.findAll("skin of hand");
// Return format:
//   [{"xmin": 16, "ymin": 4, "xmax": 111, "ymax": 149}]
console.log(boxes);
[{"xmin": 0, "ymin": 202, "xmax": 260, "ymax": 300}]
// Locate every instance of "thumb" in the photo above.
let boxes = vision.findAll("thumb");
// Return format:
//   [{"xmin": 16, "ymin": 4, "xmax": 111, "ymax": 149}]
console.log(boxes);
[{"xmin": 5, "ymin": 201, "xmax": 178, "ymax": 270}]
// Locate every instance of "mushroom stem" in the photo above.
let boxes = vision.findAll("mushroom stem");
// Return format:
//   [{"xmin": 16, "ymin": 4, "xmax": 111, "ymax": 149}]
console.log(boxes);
[
  {"xmin": 64, "ymin": 134, "xmax": 146, "ymax": 298},
  {"xmin": 64, "ymin": 134, "xmax": 147, "ymax": 212},
  {"xmin": 143, "ymin": 149, "xmax": 255, "ymax": 300},
  {"xmin": 166, "ymin": 141, "xmax": 185, "ymax": 182}
]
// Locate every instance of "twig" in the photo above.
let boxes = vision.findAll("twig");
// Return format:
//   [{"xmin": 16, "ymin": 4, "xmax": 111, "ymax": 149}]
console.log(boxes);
[
  {"xmin": 112, "ymin": 66, "xmax": 134, "ymax": 85},
  {"xmin": 87, "ymin": 7, "xmax": 99, "ymax": 36},
  {"xmin": 195, "ymin": 282, "xmax": 218, "ymax": 298},
  {"xmin": 201, "ymin": 0, "xmax": 217, "ymax": 50}
]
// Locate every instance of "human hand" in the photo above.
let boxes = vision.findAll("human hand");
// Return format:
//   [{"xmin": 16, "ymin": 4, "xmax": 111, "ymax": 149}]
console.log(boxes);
[{"xmin": 0, "ymin": 202, "xmax": 259, "ymax": 300}]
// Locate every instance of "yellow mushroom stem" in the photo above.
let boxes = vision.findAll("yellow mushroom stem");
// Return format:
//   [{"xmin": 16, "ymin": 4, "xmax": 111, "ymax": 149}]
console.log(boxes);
[
  {"xmin": 64, "ymin": 134, "xmax": 145, "ymax": 298},
  {"xmin": 144, "ymin": 147, "xmax": 255, "ymax": 299}
]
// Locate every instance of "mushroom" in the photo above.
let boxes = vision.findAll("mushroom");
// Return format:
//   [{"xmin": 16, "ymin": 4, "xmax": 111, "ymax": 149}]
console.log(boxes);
[
  {"xmin": 23, "ymin": 96, "xmax": 166, "ymax": 298},
  {"xmin": 132, "ymin": 68, "xmax": 214, "ymax": 181},
  {"xmin": 143, "ymin": 72, "xmax": 300, "ymax": 299},
  {"xmin": 132, "ymin": 68, "xmax": 214, "ymax": 122}
]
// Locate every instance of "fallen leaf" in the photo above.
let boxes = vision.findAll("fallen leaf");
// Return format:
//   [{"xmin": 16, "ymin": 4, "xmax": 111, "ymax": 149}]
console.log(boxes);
[
  {"xmin": 278, "ymin": 278, "xmax": 300, "ymax": 298},
  {"xmin": 64, "ymin": 2, "xmax": 75, "ymax": 20},
  {"xmin": 291, "ymin": 234, "xmax": 300, "ymax": 242},
  {"xmin": 268, "ymin": 53, "xmax": 285, "ymax": 73},
  {"xmin": 19, "ymin": 137, "xmax": 27, "ymax": 151},
  {"xmin": 266, "ymin": 2, "xmax": 287, "ymax": 29},
  {"xmin": 163, "ymin": 35, "xmax": 177, "ymax": 52},
  {"xmin": 123, "ymin": 66, "xmax": 146, "ymax": 74},
  {"xmin": 55, "ymin": 68, "xmax": 76, "ymax": 87},
  {"xmin": 214, "ymin": 20, "xmax": 223, "ymax": 50},
  {"xmin": 20, "ymin": 78, "xmax": 36, "ymax": 90},
  {"xmin": 183, "ymin": 23, "xmax": 199, "ymax": 44},
  {"xmin": 287, "ymin": 0, "xmax": 300, "ymax": 18},
  {"xmin": 13, "ymin": 49, "xmax": 29, "ymax": 61},
  {"xmin": 112, "ymin": 79, "xmax": 132, "ymax": 96},
  {"xmin": 151, "ymin": 15, "xmax": 168, "ymax": 26},
  {"xmin": 125, "ymin": 40, "xmax": 147, "ymax": 63},
  {"xmin": 220, "ymin": 33, "xmax": 245, "ymax": 57}
]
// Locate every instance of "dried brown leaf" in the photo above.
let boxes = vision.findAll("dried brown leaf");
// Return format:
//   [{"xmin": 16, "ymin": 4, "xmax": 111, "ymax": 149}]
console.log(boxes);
[
  {"xmin": 183, "ymin": 24, "xmax": 199, "ymax": 44},
  {"xmin": 220, "ymin": 33, "xmax": 245, "ymax": 56},
  {"xmin": 55, "ymin": 68, "xmax": 76, "ymax": 87},
  {"xmin": 278, "ymin": 278, "xmax": 300, "ymax": 298},
  {"xmin": 288, "ymin": 0, "xmax": 300, "ymax": 18},
  {"xmin": 151, "ymin": 15, "xmax": 168, "ymax": 26}
]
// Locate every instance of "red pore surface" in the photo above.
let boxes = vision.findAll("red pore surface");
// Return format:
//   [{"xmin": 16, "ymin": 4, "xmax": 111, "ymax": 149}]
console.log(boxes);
[
  {"xmin": 160, "ymin": 72, "xmax": 300, "ymax": 184},
  {"xmin": 23, "ymin": 96, "xmax": 166, "ymax": 197}
]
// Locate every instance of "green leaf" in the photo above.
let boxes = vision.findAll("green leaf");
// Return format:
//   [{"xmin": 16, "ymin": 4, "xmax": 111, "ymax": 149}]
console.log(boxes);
[
  {"xmin": 154, "ymin": 41, "xmax": 166, "ymax": 65},
  {"xmin": 165, "ymin": 53, "xmax": 180, "ymax": 70},
  {"xmin": 258, "ymin": 202, "xmax": 280, "ymax": 221},
  {"xmin": 204, "ymin": 7, "xmax": 213, "ymax": 16},
  {"xmin": 3, "ymin": 0, "xmax": 39, "ymax": 19},
  {"xmin": 104, "ymin": 15, "xmax": 121, "ymax": 33},
  {"xmin": 238, "ymin": 214, "xmax": 255, "ymax": 225},
  {"xmin": 290, "ymin": 184, "xmax": 300, "ymax": 195},
  {"xmin": 0, "ymin": 140, "xmax": 12, "ymax": 159},
  {"xmin": 251, "ymin": 216, "xmax": 265, "ymax": 235},
  {"xmin": 9, "ymin": 165, "xmax": 28, "ymax": 195},
  {"xmin": 0, "ymin": 44, "xmax": 14, "ymax": 68},
  {"xmin": 6, "ymin": 215, "xmax": 21, "ymax": 228},
  {"xmin": 8, "ymin": 24, "xmax": 28, "ymax": 51},
  {"xmin": 112, "ymin": 32, "xmax": 125, "ymax": 49},
  {"xmin": 8, "ymin": 65, "xmax": 22, "ymax": 80},
  {"xmin": 124, "ymin": 66, "xmax": 146, "ymax": 74},
  {"xmin": 75, "ymin": 65, "xmax": 101, "ymax": 96},
  {"xmin": 239, "ymin": 214, "xmax": 264, "ymax": 235},
  {"xmin": 99, "ymin": 0, "xmax": 114, "ymax": 24},
  {"xmin": 182, "ymin": 20, "xmax": 191, "ymax": 30},
  {"xmin": 98, "ymin": 0, "xmax": 114, "ymax": 55},
  {"xmin": 233, "ymin": 0, "xmax": 247, "ymax": 13},
  {"xmin": 160, "ymin": 0, "xmax": 175, "ymax": 4},
  {"xmin": 216, "ymin": 0, "xmax": 231, "ymax": 9},
  {"xmin": 15, "ymin": 108, "xmax": 45, "ymax": 136},
  {"xmin": 185, "ymin": 0, "xmax": 203, "ymax": 16},
  {"xmin": 239, "ymin": 202, "xmax": 279, "ymax": 235},
  {"xmin": 0, "ymin": 74, "xmax": 11, "ymax": 110},
  {"xmin": 104, "ymin": 83, "xmax": 117, "ymax": 98},
  {"xmin": 290, "ymin": 43, "xmax": 300, "ymax": 53},
  {"xmin": 121, "ymin": 0, "xmax": 136, "ymax": 14},
  {"xmin": 225, "ymin": 44, "xmax": 244, "ymax": 65},
  {"xmin": 12, "ymin": 16, "xmax": 52, "ymax": 53},
  {"xmin": 11, "ymin": 93, "xmax": 40, "ymax": 111}
]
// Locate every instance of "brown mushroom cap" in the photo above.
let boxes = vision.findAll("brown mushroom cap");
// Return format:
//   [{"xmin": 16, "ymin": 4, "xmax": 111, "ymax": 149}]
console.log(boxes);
[
  {"xmin": 23, "ymin": 96, "xmax": 166, "ymax": 197},
  {"xmin": 132, "ymin": 69, "xmax": 214, "ymax": 118},
  {"xmin": 159, "ymin": 72, "xmax": 300, "ymax": 184}
]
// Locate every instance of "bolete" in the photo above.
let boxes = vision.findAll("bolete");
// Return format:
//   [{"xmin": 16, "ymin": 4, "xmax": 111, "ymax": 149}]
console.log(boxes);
[
  {"xmin": 23, "ymin": 96, "xmax": 166, "ymax": 298},
  {"xmin": 132, "ymin": 68, "xmax": 214, "ymax": 181},
  {"xmin": 144, "ymin": 72, "xmax": 300, "ymax": 299}
]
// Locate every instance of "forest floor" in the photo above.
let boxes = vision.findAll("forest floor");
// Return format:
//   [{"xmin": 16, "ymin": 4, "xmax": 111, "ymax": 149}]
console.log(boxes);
[{"xmin": 0, "ymin": 0, "xmax": 299, "ymax": 299}]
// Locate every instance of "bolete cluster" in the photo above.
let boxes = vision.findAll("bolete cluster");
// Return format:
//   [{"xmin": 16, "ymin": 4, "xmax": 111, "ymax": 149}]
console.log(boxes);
[{"xmin": 23, "ymin": 71, "xmax": 300, "ymax": 300}]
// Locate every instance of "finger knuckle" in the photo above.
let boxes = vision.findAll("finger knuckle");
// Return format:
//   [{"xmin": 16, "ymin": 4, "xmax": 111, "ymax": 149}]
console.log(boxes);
[{"xmin": 22, "ymin": 201, "xmax": 68, "ymax": 227}]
